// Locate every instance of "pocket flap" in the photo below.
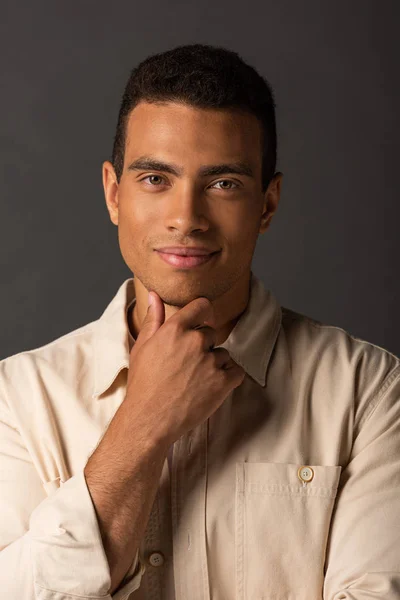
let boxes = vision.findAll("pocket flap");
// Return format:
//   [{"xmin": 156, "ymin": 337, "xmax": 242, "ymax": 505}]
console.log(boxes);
[{"xmin": 237, "ymin": 461, "xmax": 342, "ymax": 497}]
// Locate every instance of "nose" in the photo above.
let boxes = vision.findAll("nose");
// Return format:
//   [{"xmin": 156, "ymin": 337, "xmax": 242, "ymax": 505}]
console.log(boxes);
[{"xmin": 163, "ymin": 184, "xmax": 210, "ymax": 235}]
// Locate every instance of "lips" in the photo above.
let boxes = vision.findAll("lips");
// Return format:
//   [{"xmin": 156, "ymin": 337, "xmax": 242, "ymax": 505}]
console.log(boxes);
[
  {"xmin": 156, "ymin": 250, "xmax": 219, "ymax": 269},
  {"xmin": 156, "ymin": 247, "xmax": 218, "ymax": 256}
]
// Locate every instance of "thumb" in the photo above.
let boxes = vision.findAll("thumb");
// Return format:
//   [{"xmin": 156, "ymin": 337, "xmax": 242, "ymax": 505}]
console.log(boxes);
[{"xmin": 134, "ymin": 291, "xmax": 165, "ymax": 349}]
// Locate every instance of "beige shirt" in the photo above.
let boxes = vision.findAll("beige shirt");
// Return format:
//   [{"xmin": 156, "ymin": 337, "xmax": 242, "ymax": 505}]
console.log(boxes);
[{"xmin": 1, "ymin": 271, "xmax": 400, "ymax": 600}]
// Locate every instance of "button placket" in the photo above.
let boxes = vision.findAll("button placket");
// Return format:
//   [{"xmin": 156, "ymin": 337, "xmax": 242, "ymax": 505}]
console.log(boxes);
[
  {"xmin": 172, "ymin": 423, "xmax": 211, "ymax": 600},
  {"xmin": 140, "ymin": 461, "xmax": 171, "ymax": 598},
  {"xmin": 148, "ymin": 551, "xmax": 165, "ymax": 567}
]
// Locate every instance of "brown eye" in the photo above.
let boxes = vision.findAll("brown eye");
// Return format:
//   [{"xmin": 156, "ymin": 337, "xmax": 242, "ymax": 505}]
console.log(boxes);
[
  {"xmin": 212, "ymin": 180, "xmax": 239, "ymax": 190},
  {"xmin": 141, "ymin": 175, "xmax": 165, "ymax": 185}
]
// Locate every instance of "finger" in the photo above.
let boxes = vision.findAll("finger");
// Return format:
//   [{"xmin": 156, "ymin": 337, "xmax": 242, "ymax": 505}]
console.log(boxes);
[
  {"xmin": 210, "ymin": 347, "xmax": 235, "ymax": 369},
  {"xmin": 169, "ymin": 296, "xmax": 216, "ymax": 331}
]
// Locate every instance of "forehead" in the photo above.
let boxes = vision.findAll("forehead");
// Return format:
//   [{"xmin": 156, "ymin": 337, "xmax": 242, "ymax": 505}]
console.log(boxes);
[{"xmin": 124, "ymin": 101, "xmax": 262, "ymax": 168}]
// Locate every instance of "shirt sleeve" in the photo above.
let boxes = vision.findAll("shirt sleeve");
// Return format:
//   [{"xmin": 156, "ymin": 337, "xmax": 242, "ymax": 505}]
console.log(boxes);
[
  {"xmin": 323, "ymin": 365, "xmax": 400, "ymax": 599},
  {"xmin": 0, "ymin": 402, "xmax": 145, "ymax": 599}
]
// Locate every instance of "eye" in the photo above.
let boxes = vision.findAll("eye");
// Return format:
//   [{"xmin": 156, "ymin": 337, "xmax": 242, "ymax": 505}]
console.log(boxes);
[
  {"xmin": 210, "ymin": 179, "xmax": 239, "ymax": 190},
  {"xmin": 139, "ymin": 175, "xmax": 240, "ymax": 190},
  {"xmin": 140, "ymin": 174, "xmax": 166, "ymax": 186}
]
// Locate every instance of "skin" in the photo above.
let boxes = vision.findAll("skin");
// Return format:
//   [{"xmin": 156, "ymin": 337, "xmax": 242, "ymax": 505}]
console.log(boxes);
[{"xmin": 103, "ymin": 101, "xmax": 283, "ymax": 347}]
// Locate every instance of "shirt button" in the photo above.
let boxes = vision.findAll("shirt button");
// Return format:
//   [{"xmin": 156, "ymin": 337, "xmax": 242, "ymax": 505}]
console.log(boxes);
[
  {"xmin": 148, "ymin": 551, "xmax": 165, "ymax": 567},
  {"xmin": 298, "ymin": 466, "xmax": 314, "ymax": 483}
]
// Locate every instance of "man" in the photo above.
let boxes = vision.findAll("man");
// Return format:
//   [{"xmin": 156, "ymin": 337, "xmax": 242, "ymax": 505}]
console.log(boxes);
[{"xmin": 0, "ymin": 43, "xmax": 399, "ymax": 600}]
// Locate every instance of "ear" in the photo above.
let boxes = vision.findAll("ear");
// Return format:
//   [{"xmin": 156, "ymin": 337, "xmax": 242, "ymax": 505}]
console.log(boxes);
[
  {"xmin": 259, "ymin": 172, "xmax": 283, "ymax": 234},
  {"xmin": 102, "ymin": 161, "xmax": 119, "ymax": 226}
]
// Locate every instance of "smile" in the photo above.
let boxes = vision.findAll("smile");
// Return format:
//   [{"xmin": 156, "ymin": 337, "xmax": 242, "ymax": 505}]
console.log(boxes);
[{"xmin": 155, "ymin": 250, "xmax": 220, "ymax": 269}]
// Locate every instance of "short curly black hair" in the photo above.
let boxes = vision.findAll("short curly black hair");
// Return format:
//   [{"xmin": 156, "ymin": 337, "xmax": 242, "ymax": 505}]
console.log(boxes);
[{"xmin": 112, "ymin": 43, "xmax": 277, "ymax": 193}]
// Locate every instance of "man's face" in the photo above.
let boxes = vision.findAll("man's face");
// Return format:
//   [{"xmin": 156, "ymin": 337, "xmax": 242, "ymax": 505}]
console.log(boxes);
[{"xmin": 103, "ymin": 101, "xmax": 280, "ymax": 308}]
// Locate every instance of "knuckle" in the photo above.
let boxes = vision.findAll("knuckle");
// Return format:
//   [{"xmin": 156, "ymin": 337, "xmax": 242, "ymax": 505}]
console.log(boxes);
[
  {"xmin": 166, "ymin": 318, "xmax": 181, "ymax": 337},
  {"xmin": 197, "ymin": 296, "xmax": 212, "ymax": 309},
  {"xmin": 212, "ymin": 347, "xmax": 231, "ymax": 369},
  {"xmin": 191, "ymin": 328, "xmax": 206, "ymax": 347}
]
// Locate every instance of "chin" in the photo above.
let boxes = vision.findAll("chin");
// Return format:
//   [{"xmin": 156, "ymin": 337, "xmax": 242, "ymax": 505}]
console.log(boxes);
[{"xmin": 161, "ymin": 289, "xmax": 214, "ymax": 308}]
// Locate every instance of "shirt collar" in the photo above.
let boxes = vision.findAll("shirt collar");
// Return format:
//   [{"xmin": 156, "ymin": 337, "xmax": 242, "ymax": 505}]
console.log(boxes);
[{"xmin": 92, "ymin": 271, "xmax": 282, "ymax": 399}]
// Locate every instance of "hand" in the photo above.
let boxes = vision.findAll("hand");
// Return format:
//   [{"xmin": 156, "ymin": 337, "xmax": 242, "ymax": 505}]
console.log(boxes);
[{"xmin": 124, "ymin": 291, "xmax": 246, "ymax": 447}]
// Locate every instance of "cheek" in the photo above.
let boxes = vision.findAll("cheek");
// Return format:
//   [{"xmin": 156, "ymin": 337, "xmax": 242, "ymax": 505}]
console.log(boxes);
[
  {"xmin": 224, "ymin": 209, "xmax": 260, "ymax": 243},
  {"xmin": 118, "ymin": 194, "xmax": 143, "ymax": 234},
  {"xmin": 116, "ymin": 205, "xmax": 138, "ymax": 253},
  {"xmin": 117, "ymin": 201, "xmax": 157, "ymax": 261}
]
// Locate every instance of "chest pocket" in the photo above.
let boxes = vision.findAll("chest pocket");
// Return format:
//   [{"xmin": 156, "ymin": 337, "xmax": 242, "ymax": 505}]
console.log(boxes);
[{"xmin": 235, "ymin": 461, "xmax": 342, "ymax": 600}]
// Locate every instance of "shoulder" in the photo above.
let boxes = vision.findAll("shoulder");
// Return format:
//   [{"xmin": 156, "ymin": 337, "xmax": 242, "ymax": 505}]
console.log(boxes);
[
  {"xmin": 279, "ymin": 305, "xmax": 400, "ymax": 424},
  {"xmin": 0, "ymin": 319, "xmax": 98, "ymax": 408},
  {"xmin": 281, "ymin": 304, "xmax": 399, "ymax": 365}
]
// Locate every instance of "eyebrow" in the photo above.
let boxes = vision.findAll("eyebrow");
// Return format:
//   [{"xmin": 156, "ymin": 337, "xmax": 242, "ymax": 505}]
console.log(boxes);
[{"xmin": 127, "ymin": 155, "xmax": 254, "ymax": 178}]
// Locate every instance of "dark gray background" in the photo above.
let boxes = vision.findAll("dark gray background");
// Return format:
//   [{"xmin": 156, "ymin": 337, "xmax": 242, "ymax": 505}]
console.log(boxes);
[{"xmin": 1, "ymin": 1, "xmax": 399, "ymax": 360}]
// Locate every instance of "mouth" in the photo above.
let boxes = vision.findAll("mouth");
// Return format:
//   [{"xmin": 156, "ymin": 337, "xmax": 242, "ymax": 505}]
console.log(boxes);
[{"xmin": 155, "ymin": 250, "xmax": 220, "ymax": 269}]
